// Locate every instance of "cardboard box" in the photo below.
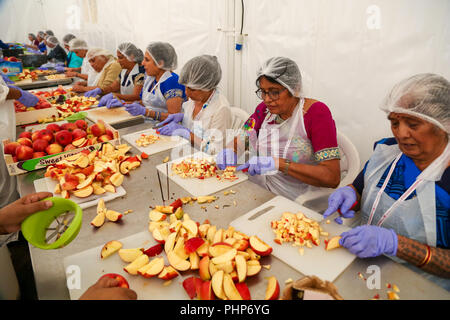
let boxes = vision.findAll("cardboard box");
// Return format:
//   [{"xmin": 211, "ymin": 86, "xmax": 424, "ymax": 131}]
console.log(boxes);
[
  {"xmin": 2, "ymin": 120, "xmax": 120, "ymax": 176},
  {"xmin": 0, "ymin": 60, "xmax": 23, "ymax": 76},
  {"xmin": 15, "ymin": 107, "xmax": 60, "ymax": 126}
]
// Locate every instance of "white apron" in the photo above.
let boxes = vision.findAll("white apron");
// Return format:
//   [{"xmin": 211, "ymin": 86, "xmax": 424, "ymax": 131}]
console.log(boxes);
[
  {"xmin": 81, "ymin": 58, "xmax": 98, "ymax": 87},
  {"xmin": 250, "ymin": 99, "xmax": 319, "ymax": 201},
  {"xmin": 120, "ymin": 64, "xmax": 140, "ymax": 95},
  {"xmin": 360, "ymin": 142, "xmax": 450, "ymax": 290},
  {"xmin": 142, "ymin": 71, "xmax": 172, "ymax": 113}
]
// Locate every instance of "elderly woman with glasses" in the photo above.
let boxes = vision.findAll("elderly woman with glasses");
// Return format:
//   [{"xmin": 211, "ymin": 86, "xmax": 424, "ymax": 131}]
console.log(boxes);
[{"xmin": 217, "ymin": 57, "xmax": 341, "ymax": 201}]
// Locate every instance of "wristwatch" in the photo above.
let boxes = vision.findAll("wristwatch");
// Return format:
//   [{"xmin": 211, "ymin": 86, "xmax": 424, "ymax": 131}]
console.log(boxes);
[{"xmin": 284, "ymin": 159, "xmax": 291, "ymax": 174}]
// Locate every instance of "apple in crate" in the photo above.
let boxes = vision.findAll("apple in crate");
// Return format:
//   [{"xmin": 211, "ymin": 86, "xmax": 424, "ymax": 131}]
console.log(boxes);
[
  {"xmin": 46, "ymin": 143, "xmax": 63, "ymax": 155},
  {"xmin": 46, "ymin": 123, "xmax": 61, "ymax": 133},
  {"xmin": 101, "ymin": 240, "xmax": 123, "ymax": 259},
  {"xmin": 18, "ymin": 131, "xmax": 32, "ymax": 140},
  {"xmin": 90, "ymin": 122, "xmax": 106, "ymax": 137},
  {"xmin": 38, "ymin": 129, "xmax": 54, "ymax": 144},
  {"xmin": 99, "ymin": 273, "xmax": 129, "ymax": 289},
  {"xmin": 72, "ymin": 128, "xmax": 87, "ymax": 141},
  {"xmin": 3, "ymin": 141, "xmax": 20, "ymax": 155},
  {"xmin": 55, "ymin": 130, "xmax": 73, "ymax": 146},
  {"xmin": 75, "ymin": 119, "xmax": 87, "ymax": 130},
  {"xmin": 17, "ymin": 137, "xmax": 33, "ymax": 147},
  {"xmin": 32, "ymin": 139, "xmax": 48, "ymax": 152},
  {"xmin": 61, "ymin": 122, "xmax": 77, "ymax": 132},
  {"xmin": 16, "ymin": 145, "xmax": 34, "ymax": 160}
]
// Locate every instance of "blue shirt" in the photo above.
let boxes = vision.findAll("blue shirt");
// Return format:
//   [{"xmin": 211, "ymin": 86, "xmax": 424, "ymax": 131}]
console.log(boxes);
[
  {"xmin": 67, "ymin": 51, "xmax": 83, "ymax": 68},
  {"xmin": 140, "ymin": 72, "xmax": 186, "ymax": 101},
  {"xmin": 353, "ymin": 138, "xmax": 450, "ymax": 248},
  {"xmin": 38, "ymin": 42, "xmax": 47, "ymax": 53}
]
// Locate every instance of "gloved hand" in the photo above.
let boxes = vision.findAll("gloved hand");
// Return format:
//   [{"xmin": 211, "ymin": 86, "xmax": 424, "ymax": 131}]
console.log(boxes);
[
  {"xmin": 158, "ymin": 122, "xmax": 191, "ymax": 140},
  {"xmin": 125, "ymin": 103, "xmax": 146, "ymax": 116},
  {"xmin": 98, "ymin": 93, "xmax": 114, "ymax": 107},
  {"xmin": 339, "ymin": 225, "xmax": 398, "ymax": 258},
  {"xmin": 84, "ymin": 88, "xmax": 102, "ymax": 97},
  {"xmin": 106, "ymin": 98, "xmax": 124, "ymax": 109},
  {"xmin": 1, "ymin": 73, "xmax": 14, "ymax": 84},
  {"xmin": 216, "ymin": 149, "xmax": 237, "ymax": 170},
  {"xmin": 154, "ymin": 113, "xmax": 184, "ymax": 128},
  {"xmin": 38, "ymin": 67, "xmax": 48, "ymax": 71},
  {"xmin": 14, "ymin": 87, "xmax": 39, "ymax": 107},
  {"xmin": 55, "ymin": 66, "xmax": 65, "ymax": 73},
  {"xmin": 237, "ymin": 156, "xmax": 277, "ymax": 175},
  {"xmin": 323, "ymin": 186, "xmax": 357, "ymax": 224}
]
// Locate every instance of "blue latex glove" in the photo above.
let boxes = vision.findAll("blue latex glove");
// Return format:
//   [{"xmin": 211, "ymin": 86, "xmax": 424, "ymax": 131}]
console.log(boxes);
[
  {"xmin": 106, "ymin": 98, "xmax": 124, "ymax": 109},
  {"xmin": 158, "ymin": 122, "xmax": 191, "ymax": 140},
  {"xmin": 125, "ymin": 103, "xmax": 146, "ymax": 116},
  {"xmin": 237, "ymin": 156, "xmax": 276, "ymax": 175},
  {"xmin": 15, "ymin": 88, "xmax": 39, "ymax": 107},
  {"xmin": 154, "ymin": 113, "xmax": 184, "ymax": 128},
  {"xmin": 38, "ymin": 67, "xmax": 48, "ymax": 71},
  {"xmin": 339, "ymin": 225, "xmax": 398, "ymax": 258},
  {"xmin": 98, "ymin": 93, "xmax": 114, "ymax": 107},
  {"xmin": 84, "ymin": 88, "xmax": 102, "ymax": 97},
  {"xmin": 55, "ymin": 66, "xmax": 65, "ymax": 73},
  {"xmin": 1, "ymin": 73, "xmax": 14, "ymax": 84},
  {"xmin": 323, "ymin": 186, "xmax": 357, "ymax": 224},
  {"xmin": 216, "ymin": 149, "xmax": 237, "ymax": 170}
]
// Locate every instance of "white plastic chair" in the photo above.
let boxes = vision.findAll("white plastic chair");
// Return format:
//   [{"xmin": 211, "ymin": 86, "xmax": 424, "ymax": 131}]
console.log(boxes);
[
  {"xmin": 295, "ymin": 131, "xmax": 361, "ymax": 212},
  {"xmin": 229, "ymin": 106, "xmax": 250, "ymax": 134}
]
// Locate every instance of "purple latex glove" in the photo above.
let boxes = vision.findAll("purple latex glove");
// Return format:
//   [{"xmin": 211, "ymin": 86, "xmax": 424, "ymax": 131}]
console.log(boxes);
[
  {"xmin": 1, "ymin": 73, "xmax": 14, "ymax": 84},
  {"xmin": 98, "ymin": 93, "xmax": 114, "ymax": 107},
  {"xmin": 339, "ymin": 225, "xmax": 398, "ymax": 258},
  {"xmin": 55, "ymin": 66, "xmax": 65, "ymax": 73},
  {"xmin": 323, "ymin": 186, "xmax": 357, "ymax": 224},
  {"xmin": 154, "ymin": 113, "xmax": 184, "ymax": 128},
  {"xmin": 38, "ymin": 67, "xmax": 48, "ymax": 71},
  {"xmin": 237, "ymin": 156, "xmax": 276, "ymax": 175},
  {"xmin": 84, "ymin": 87, "xmax": 102, "ymax": 97},
  {"xmin": 125, "ymin": 103, "xmax": 146, "ymax": 116},
  {"xmin": 106, "ymin": 98, "xmax": 124, "ymax": 109},
  {"xmin": 158, "ymin": 122, "xmax": 191, "ymax": 140},
  {"xmin": 14, "ymin": 88, "xmax": 39, "ymax": 107},
  {"xmin": 216, "ymin": 149, "xmax": 237, "ymax": 170}
]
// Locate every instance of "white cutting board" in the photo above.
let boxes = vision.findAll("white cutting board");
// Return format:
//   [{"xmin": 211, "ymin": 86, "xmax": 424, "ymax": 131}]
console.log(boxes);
[
  {"xmin": 122, "ymin": 128, "xmax": 189, "ymax": 155},
  {"xmin": 86, "ymin": 106, "xmax": 141, "ymax": 125},
  {"xmin": 230, "ymin": 196, "xmax": 356, "ymax": 282},
  {"xmin": 156, "ymin": 151, "xmax": 248, "ymax": 197},
  {"xmin": 34, "ymin": 177, "xmax": 126, "ymax": 209},
  {"xmin": 64, "ymin": 231, "xmax": 188, "ymax": 300}
]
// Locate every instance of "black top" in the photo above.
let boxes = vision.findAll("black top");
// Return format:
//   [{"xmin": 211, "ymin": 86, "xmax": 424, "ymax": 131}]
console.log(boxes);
[{"xmin": 47, "ymin": 44, "xmax": 67, "ymax": 63}]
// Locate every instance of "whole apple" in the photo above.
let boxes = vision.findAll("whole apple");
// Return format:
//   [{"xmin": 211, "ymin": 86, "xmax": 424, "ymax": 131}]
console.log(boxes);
[
  {"xmin": 17, "ymin": 137, "xmax": 33, "ymax": 148},
  {"xmin": 16, "ymin": 145, "xmax": 34, "ymax": 161},
  {"xmin": 72, "ymin": 128, "xmax": 87, "ymax": 141},
  {"xmin": 75, "ymin": 119, "xmax": 88, "ymax": 130},
  {"xmin": 90, "ymin": 122, "xmax": 106, "ymax": 137},
  {"xmin": 46, "ymin": 143, "xmax": 63, "ymax": 155},
  {"xmin": 61, "ymin": 122, "xmax": 78, "ymax": 132},
  {"xmin": 38, "ymin": 129, "xmax": 54, "ymax": 144},
  {"xmin": 55, "ymin": 130, "xmax": 73, "ymax": 146},
  {"xmin": 46, "ymin": 123, "xmax": 61, "ymax": 133},
  {"xmin": 18, "ymin": 131, "xmax": 32, "ymax": 140},
  {"xmin": 32, "ymin": 139, "xmax": 49, "ymax": 152},
  {"xmin": 3, "ymin": 142, "xmax": 20, "ymax": 155}
]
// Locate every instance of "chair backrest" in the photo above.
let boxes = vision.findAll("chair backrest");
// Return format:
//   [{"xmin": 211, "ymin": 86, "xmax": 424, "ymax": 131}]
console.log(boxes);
[
  {"xmin": 336, "ymin": 130, "xmax": 360, "ymax": 187},
  {"xmin": 229, "ymin": 106, "xmax": 250, "ymax": 133}
]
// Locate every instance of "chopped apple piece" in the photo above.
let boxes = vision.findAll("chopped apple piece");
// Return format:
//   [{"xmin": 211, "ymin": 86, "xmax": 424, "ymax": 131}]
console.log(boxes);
[
  {"xmin": 73, "ymin": 185, "xmax": 93, "ymax": 198},
  {"xmin": 189, "ymin": 251, "xmax": 200, "ymax": 270},
  {"xmin": 118, "ymin": 248, "xmax": 144, "ymax": 263},
  {"xmin": 211, "ymin": 248, "xmax": 237, "ymax": 265},
  {"xmin": 211, "ymin": 270, "xmax": 226, "ymax": 300},
  {"xmin": 103, "ymin": 184, "xmax": 116, "ymax": 193},
  {"xmin": 209, "ymin": 243, "xmax": 233, "ymax": 257},
  {"xmin": 264, "ymin": 276, "xmax": 280, "ymax": 300},
  {"xmin": 235, "ymin": 282, "xmax": 251, "ymax": 300},
  {"xmin": 123, "ymin": 254, "xmax": 149, "ymax": 275},
  {"xmin": 249, "ymin": 235, "xmax": 273, "ymax": 256},
  {"xmin": 139, "ymin": 257, "xmax": 164, "ymax": 278},
  {"xmin": 105, "ymin": 210, "xmax": 123, "ymax": 222},
  {"xmin": 167, "ymin": 251, "xmax": 191, "ymax": 271},
  {"xmin": 223, "ymin": 273, "xmax": 242, "ymax": 300},
  {"xmin": 246, "ymin": 260, "xmax": 262, "ymax": 277},
  {"xmin": 101, "ymin": 240, "xmax": 123, "ymax": 259},
  {"xmin": 235, "ymin": 254, "xmax": 247, "ymax": 283},
  {"xmin": 182, "ymin": 220, "xmax": 198, "ymax": 237},
  {"xmin": 149, "ymin": 209, "xmax": 167, "ymax": 222},
  {"xmin": 199, "ymin": 256, "xmax": 211, "ymax": 280},
  {"xmin": 325, "ymin": 236, "xmax": 342, "ymax": 251},
  {"xmin": 110, "ymin": 172, "xmax": 124, "ymax": 187},
  {"xmin": 158, "ymin": 266, "xmax": 179, "ymax": 280}
]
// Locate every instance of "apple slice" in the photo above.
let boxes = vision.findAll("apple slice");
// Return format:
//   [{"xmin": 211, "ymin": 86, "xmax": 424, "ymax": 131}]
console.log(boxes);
[
  {"xmin": 235, "ymin": 254, "xmax": 247, "ymax": 283},
  {"xmin": 143, "ymin": 243, "xmax": 164, "ymax": 257},
  {"xmin": 325, "ymin": 236, "xmax": 342, "ymax": 251},
  {"xmin": 103, "ymin": 184, "xmax": 116, "ymax": 193},
  {"xmin": 101, "ymin": 240, "xmax": 123, "ymax": 259},
  {"xmin": 209, "ymin": 260, "xmax": 218, "ymax": 277},
  {"xmin": 155, "ymin": 205, "xmax": 174, "ymax": 214},
  {"xmin": 199, "ymin": 256, "xmax": 211, "ymax": 281},
  {"xmin": 124, "ymin": 254, "xmax": 149, "ymax": 275},
  {"xmin": 105, "ymin": 210, "xmax": 123, "ymax": 222},
  {"xmin": 189, "ymin": 251, "xmax": 200, "ymax": 270},
  {"xmin": 211, "ymin": 270, "xmax": 226, "ymax": 300},
  {"xmin": 246, "ymin": 260, "xmax": 262, "ymax": 277},
  {"xmin": 249, "ymin": 236, "xmax": 273, "ymax": 256},
  {"xmin": 90, "ymin": 211, "xmax": 105, "ymax": 227},
  {"xmin": 184, "ymin": 237, "xmax": 205, "ymax": 254},
  {"xmin": 233, "ymin": 239, "xmax": 249, "ymax": 251},
  {"xmin": 152, "ymin": 228, "xmax": 165, "ymax": 244},
  {"xmin": 200, "ymin": 280, "xmax": 215, "ymax": 300},
  {"xmin": 164, "ymin": 232, "xmax": 177, "ymax": 254},
  {"xmin": 224, "ymin": 237, "xmax": 237, "ymax": 246},
  {"xmin": 73, "ymin": 185, "xmax": 93, "ymax": 198},
  {"xmin": 206, "ymin": 225, "xmax": 217, "ymax": 242},
  {"xmin": 61, "ymin": 189, "xmax": 70, "ymax": 199},
  {"xmin": 167, "ymin": 251, "xmax": 191, "ymax": 271},
  {"xmin": 196, "ymin": 241, "xmax": 210, "ymax": 257},
  {"xmin": 237, "ymin": 250, "xmax": 250, "ymax": 260},
  {"xmin": 264, "ymin": 276, "xmax": 280, "ymax": 300},
  {"xmin": 246, "ymin": 248, "xmax": 260, "ymax": 260},
  {"xmin": 182, "ymin": 220, "xmax": 198, "ymax": 237},
  {"xmin": 211, "ymin": 248, "xmax": 237, "ymax": 265},
  {"xmin": 118, "ymin": 248, "xmax": 144, "ymax": 263},
  {"xmin": 169, "ymin": 220, "xmax": 182, "ymax": 233},
  {"xmin": 233, "ymin": 231, "xmax": 249, "ymax": 241},
  {"xmin": 235, "ymin": 282, "xmax": 251, "ymax": 300},
  {"xmin": 212, "ymin": 228, "xmax": 224, "ymax": 244},
  {"xmin": 214, "ymin": 261, "xmax": 234, "ymax": 274},
  {"xmin": 149, "ymin": 209, "xmax": 167, "ymax": 222},
  {"xmin": 158, "ymin": 266, "xmax": 179, "ymax": 280},
  {"xmin": 110, "ymin": 172, "xmax": 124, "ymax": 187},
  {"xmin": 209, "ymin": 242, "xmax": 233, "ymax": 257},
  {"xmin": 76, "ymin": 174, "xmax": 94, "ymax": 190},
  {"xmin": 198, "ymin": 224, "xmax": 210, "ymax": 238},
  {"xmin": 223, "ymin": 273, "xmax": 243, "ymax": 300},
  {"xmin": 93, "ymin": 183, "xmax": 106, "ymax": 195},
  {"xmin": 140, "ymin": 257, "xmax": 164, "ymax": 278},
  {"xmin": 72, "ymin": 137, "xmax": 87, "ymax": 148},
  {"xmin": 97, "ymin": 198, "xmax": 106, "ymax": 215},
  {"xmin": 182, "ymin": 276, "xmax": 203, "ymax": 300},
  {"xmin": 74, "ymin": 154, "xmax": 89, "ymax": 168},
  {"xmin": 173, "ymin": 236, "xmax": 188, "ymax": 260}
]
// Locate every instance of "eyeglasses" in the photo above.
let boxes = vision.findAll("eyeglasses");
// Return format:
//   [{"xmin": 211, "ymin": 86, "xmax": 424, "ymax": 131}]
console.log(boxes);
[{"xmin": 255, "ymin": 88, "xmax": 287, "ymax": 100}]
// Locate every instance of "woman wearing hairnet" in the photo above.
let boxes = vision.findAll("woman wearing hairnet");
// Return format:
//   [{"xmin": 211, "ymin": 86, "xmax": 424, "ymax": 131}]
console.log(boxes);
[
  {"xmin": 44, "ymin": 36, "xmax": 67, "ymax": 64},
  {"xmin": 64, "ymin": 39, "xmax": 91, "ymax": 82},
  {"xmin": 58, "ymin": 34, "xmax": 83, "ymax": 72},
  {"xmin": 108, "ymin": 42, "xmax": 186, "ymax": 120},
  {"xmin": 89, "ymin": 43, "xmax": 145, "ymax": 102},
  {"xmin": 25, "ymin": 33, "xmax": 39, "ymax": 48},
  {"xmin": 72, "ymin": 48, "xmax": 121, "ymax": 94},
  {"xmin": 323, "ymin": 74, "xmax": 450, "ymax": 288},
  {"xmin": 156, "ymin": 55, "xmax": 232, "ymax": 155},
  {"xmin": 217, "ymin": 57, "xmax": 341, "ymax": 200}
]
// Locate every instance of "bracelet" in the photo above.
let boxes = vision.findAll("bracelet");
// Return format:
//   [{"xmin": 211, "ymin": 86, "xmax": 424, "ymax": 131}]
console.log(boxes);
[
  {"xmin": 283, "ymin": 159, "xmax": 291, "ymax": 175},
  {"xmin": 417, "ymin": 245, "xmax": 432, "ymax": 268}
]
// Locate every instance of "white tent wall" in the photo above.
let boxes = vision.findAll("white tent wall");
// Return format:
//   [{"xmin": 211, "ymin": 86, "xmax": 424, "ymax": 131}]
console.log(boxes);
[{"xmin": 1, "ymin": 0, "xmax": 449, "ymax": 167}]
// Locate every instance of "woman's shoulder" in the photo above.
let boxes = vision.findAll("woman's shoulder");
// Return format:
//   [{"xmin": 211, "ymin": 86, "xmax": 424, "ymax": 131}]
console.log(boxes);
[{"xmin": 304, "ymin": 99, "xmax": 332, "ymax": 115}]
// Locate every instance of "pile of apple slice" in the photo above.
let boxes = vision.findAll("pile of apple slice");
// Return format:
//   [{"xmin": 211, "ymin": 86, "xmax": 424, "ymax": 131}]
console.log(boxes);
[
  {"xmin": 45, "ymin": 143, "xmax": 142, "ymax": 199},
  {"xmin": 91, "ymin": 199, "xmax": 124, "ymax": 227},
  {"xmin": 147, "ymin": 202, "xmax": 279, "ymax": 300}
]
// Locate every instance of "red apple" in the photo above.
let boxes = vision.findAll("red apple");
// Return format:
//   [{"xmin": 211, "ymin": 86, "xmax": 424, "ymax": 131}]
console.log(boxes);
[
  {"xmin": 72, "ymin": 128, "xmax": 87, "ymax": 140},
  {"xmin": 16, "ymin": 138, "xmax": 32, "ymax": 148},
  {"xmin": 18, "ymin": 131, "xmax": 32, "ymax": 140},
  {"xmin": 38, "ymin": 129, "xmax": 54, "ymax": 144},
  {"xmin": 106, "ymin": 129, "xmax": 114, "ymax": 139},
  {"xmin": 46, "ymin": 143, "xmax": 63, "ymax": 155},
  {"xmin": 31, "ymin": 131, "xmax": 41, "ymax": 142},
  {"xmin": 16, "ymin": 145, "xmax": 34, "ymax": 160},
  {"xmin": 3, "ymin": 142, "xmax": 20, "ymax": 155},
  {"xmin": 99, "ymin": 273, "xmax": 129, "ymax": 289},
  {"xmin": 75, "ymin": 119, "xmax": 87, "ymax": 130},
  {"xmin": 55, "ymin": 130, "xmax": 73, "ymax": 146},
  {"xmin": 61, "ymin": 122, "xmax": 77, "ymax": 132},
  {"xmin": 46, "ymin": 123, "xmax": 61, "ymax": 133},
  {"xmin": 32, "ymin": 139, "xmax": 49, "ymax": 152},
  {"xmin": 32, "ymin": 152, "xmax": 46, "ymax": 159},
  {"xmin": 90, "ymin": 122, "xmax": 106, "ymax": 137}
]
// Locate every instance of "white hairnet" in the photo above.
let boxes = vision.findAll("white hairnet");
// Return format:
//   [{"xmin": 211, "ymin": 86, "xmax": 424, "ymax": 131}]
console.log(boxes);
[
  {"xmin": 28, "ymin": 33, "xmax": 36, "ymax": 40},
  {"xmin": 69, "ymin": 38, "xmax": 88, "ymax": 50},
  {"xmin": 146, "ymin": 42, "xmax": 177, "ymax": 71},
  {"xmin": 381, "ymin": 73, "xmax": 450, "ymax": 133},
  {"xmin": 256, "ymin": 57, "xmax": 303, "ymax": 98},
  {"xmin": 118, "ymin": 42, "xmax": 144, "ymax": 64},
  {"xmin": 37, "ymin": 31, "xmax": 45, "ymax": 38},
  {"xmin": 45, "ymin": 30, "xmax": 54, "ymax": 36},
  {"xmin": 46, "ymin": 36, "xmax": 59, "ymax": 46},
  {"xmin": 179, "ymin": 55, "xmax": 222, "ymax": 91},
  {"xmin": 63, "ymin": 34, "xmax": 76, "ymax": 45},
  {"xmin": 86, "ymin": 48, "xmax": 112, "ymax": 61}
]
